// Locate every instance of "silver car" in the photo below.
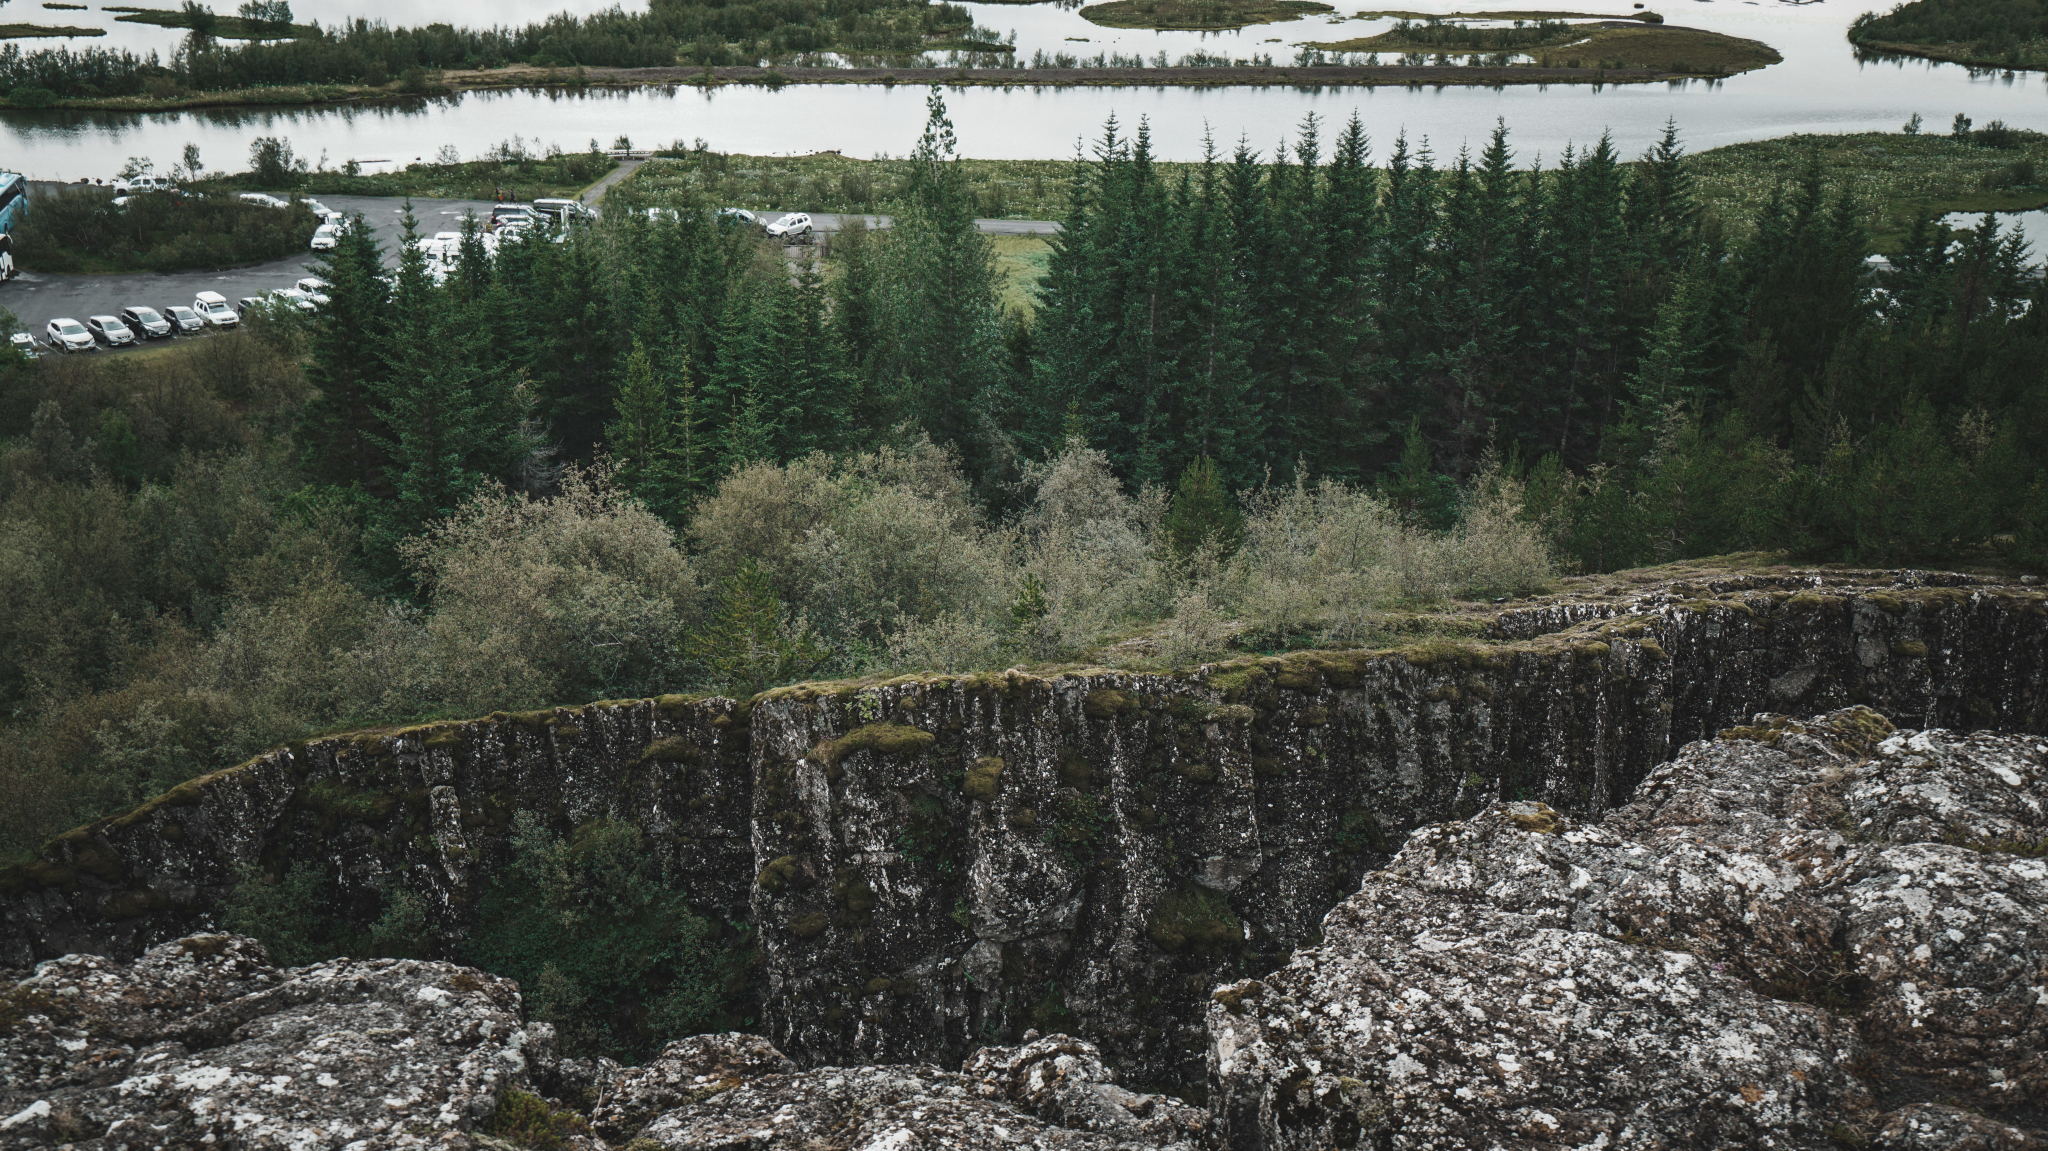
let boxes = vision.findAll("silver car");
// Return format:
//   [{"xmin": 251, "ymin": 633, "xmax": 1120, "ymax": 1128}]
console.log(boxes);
[{"xmin": 86, "ymin": 316, "xmax": 137, "ymax": 347}]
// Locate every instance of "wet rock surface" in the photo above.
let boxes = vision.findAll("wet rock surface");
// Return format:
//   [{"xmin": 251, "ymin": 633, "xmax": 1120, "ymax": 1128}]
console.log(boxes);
[
  {"xmin": 1206, "ymin": 708, "xmax": 2048, "ymax": 1149},
  {"xmin": 0, "ymin": 934, "xmax": 572, "ymax": 1150}
]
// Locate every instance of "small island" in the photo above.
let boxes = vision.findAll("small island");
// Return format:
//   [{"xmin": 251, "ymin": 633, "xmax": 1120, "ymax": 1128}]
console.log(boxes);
[
  {"xmin": 1849, "ymin": 0, "xmax": 2048, "ymax": 71},
  {"xmin": 1079, "ymin": 0, "xmax": 1334, "ymax": 31},
  {"xmin": 1310, "ymin": 14, "xmax": 1781, "ymax": 75}
]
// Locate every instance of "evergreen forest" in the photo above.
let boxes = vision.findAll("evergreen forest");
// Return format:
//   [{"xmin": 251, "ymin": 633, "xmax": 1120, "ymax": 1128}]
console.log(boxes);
[{"xmin": 3, "ymin": 90, "xmax": 2045, "ymax": 877}]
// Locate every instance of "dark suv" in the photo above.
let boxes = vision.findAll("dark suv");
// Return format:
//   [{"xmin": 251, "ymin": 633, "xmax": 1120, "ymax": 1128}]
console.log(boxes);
[{"xmin": 120, "ymin": 306, "xmax": 174, "ymax": 340}]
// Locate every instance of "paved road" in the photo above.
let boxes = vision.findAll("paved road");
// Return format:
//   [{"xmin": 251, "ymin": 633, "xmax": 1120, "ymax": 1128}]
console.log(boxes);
[{"xmin": 0, "ymin": 193, "xmax": 1057, "ymax": 354}]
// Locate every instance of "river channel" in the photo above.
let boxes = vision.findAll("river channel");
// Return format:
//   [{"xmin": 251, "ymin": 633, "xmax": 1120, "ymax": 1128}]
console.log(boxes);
[{"xmin": 2, "ymin": 0, "xmax": 2045, "ymax": 175}]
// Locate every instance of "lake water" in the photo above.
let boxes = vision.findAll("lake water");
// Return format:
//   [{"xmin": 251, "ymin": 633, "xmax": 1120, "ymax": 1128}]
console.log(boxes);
[{"xmin": 2, "ymin": 0, "xmax": 2045, "ymax": 176}]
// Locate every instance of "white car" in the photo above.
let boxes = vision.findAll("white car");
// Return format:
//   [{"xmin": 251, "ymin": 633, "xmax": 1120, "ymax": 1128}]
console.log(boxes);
[
  {"xmin": 10, "ymin": 331, "xmax": 40, "ymax": 359},
  {"xmin": 271, "ymin": 288, "xmax": 318, "ymax": 313},
  {"xmin": 86, "ymin": 315, "xmax": 136, "ymax": 347},
  {"xmin": 116, "ymin": 175, "xmax": 177, "ymax": 193},
  {"xmin": 193, "ymin": 291, "xmax": 239, "ymax": 328},
  {"xmin": 303, "ymin": 198, "xmax": 335, "ymax": 218},
  {"xmin": 765, "ymin": 212, "xmax": 813, "ymax": 239},
  {"xmin": 310, "ymin": 223, "xmax": 340, "ymax": 251},
  {"xmin": 45, "ymin": 317, "xmax": 96, "ymax": 352},
  {"xmin": 295, "ymin": 276, "xmax": 330, "ymax": 304},
  {"xmin": 238, "ymin": 192, "xmax": 291, "ymax": 209}
]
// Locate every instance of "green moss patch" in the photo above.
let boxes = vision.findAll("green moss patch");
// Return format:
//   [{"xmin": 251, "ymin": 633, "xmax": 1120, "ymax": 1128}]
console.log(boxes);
[
  {"xmin": 1083, "ymin": 688, "xmax": 1139, "ymax": 718},
  {"xmin": 636, "ymin": 736, "xmax": 703, "ymax": 765},
  {"xmin": 963, "ymin": 756, "xmax": 1005, "ymax": 800},
  {"xmin": 756, "ymin": 856, "xmax": 800, "ymax": 892},
  {"xmin": 1148, "ymin": 887, "xmax": 1244, "ymax": 953},
  {"xmin": 480, "ymin": 1088, "xmax": 595, "ymax": 1151},
  {"xmin": 788, "ymin": 911, "xmax": 829, "ymax": 938},
  {"xmin": 813, "ymin": 723, "xmax": 936, "ymax": 767}
]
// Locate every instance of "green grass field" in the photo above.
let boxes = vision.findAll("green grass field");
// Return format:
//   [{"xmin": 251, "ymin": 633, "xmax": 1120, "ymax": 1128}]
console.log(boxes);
[{"xmin": 613, "ymin": 128, "xmax": 2047, "ymax": 257}]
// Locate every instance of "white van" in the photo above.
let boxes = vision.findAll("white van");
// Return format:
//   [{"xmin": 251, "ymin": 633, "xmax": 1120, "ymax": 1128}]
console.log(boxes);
[{"xmin": 193, "ymin": 291, "xmax": 240, "ymax": 329}]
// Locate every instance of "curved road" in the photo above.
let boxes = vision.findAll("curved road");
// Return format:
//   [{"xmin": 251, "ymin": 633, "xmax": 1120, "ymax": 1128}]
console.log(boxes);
[{"xmin": 0, "ymin": 188, "xmax": 1055, "ymax": 353}]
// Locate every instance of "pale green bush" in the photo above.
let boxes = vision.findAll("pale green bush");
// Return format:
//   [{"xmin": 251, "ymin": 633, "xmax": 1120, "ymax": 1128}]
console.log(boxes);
[{"xmin": 404, "ymin": 466, "xmax": 700, "ymax": 712}]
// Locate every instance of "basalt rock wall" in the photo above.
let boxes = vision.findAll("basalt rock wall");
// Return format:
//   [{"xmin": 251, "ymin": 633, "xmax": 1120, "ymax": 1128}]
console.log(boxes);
[{"xmin": 5, "ymin": 572, "xmax": 2047, "ymax": 1091}]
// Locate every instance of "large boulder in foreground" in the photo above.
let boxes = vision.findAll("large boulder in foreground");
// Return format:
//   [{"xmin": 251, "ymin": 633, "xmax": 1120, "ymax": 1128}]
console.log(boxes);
[
  {"xmin": 0, "ymin": 934, "xmax": 581, "ymax": 1150},
  {"xmin": 1206, "ymin": 709, "xmax": 2048, "ymax": 1150}
]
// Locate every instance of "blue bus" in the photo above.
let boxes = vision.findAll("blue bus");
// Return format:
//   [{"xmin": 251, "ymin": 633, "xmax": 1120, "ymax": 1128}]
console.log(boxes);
[{"xmin": 0, "ymin": 173, "xmax": 26, "ymax": 236}]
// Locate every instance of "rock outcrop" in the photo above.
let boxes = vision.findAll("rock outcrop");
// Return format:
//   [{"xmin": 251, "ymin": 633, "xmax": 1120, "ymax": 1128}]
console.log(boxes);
[
  {"xmin": 1206, "ymin": 708, "xmax": 2048, "ymax": 1149},
  {"xmin": 0, "ymin": 934, "xmax": 579, "ymax": 1149},
  {"xmin": 6, "ymin": 568, "xmax": 2048, "ymax": 1090},
  {"xmin": 0, "ymin": 937, "xmax": 1195, "ymax": 1150}
]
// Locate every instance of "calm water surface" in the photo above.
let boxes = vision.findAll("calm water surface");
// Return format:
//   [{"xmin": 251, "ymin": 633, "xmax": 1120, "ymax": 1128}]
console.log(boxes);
[{"xmin": 2, "ymin": 0, "xmax": 2045, "ymax": 176}]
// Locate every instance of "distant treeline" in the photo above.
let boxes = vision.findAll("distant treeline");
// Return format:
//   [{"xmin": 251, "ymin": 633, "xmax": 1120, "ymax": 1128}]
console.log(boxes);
[{"xmin": 0, "ymin": 0, "xmax": 975, "ymax": 97}]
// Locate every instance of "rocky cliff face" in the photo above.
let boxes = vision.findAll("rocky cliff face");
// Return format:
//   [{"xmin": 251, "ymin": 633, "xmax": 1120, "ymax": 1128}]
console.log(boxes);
[
  {"xmin": 4, "ymin": 568, "xmax": 2047, "ymax": 1092},
  {"xmin": 7, "ymin": 707, "xmax": 2044, "ymax": 1148}
]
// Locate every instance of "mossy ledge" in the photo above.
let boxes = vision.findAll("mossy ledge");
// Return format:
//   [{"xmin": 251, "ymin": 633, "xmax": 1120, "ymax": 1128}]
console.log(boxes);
[{"xmin": 3, "ymin": 565, "xmax": 2045, "ymax": 1091}]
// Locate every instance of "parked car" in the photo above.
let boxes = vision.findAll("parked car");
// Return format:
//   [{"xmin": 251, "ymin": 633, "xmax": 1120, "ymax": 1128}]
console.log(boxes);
[
  {"xmin": 238, "ymin": 192, "xmax": 291, "ymax": 209},
  {"xmin": 9, "ymin": 331, "xmax": 40, "ymax": 359},
  {"xmin": 45, "ymin": 317, "xmax": 95, "ymax": 352},
  {"xmin": 532, "ymin": 197, "xmax": 594, "ymax": 223},
  {"xmin": 86, "ymin": 315, "xmax": 136, "ymax": 347},
  {"xmin": 271, "ymin": 288, "xmax": 318, "ymax": 313},
  {"xmin": 310, "ymin": 223, "xmax": 341, "ymax": 251},
  {"xmin": 119, "ymin": 306, "xmax": 173, "ymax": 340},
  {"xmin": 234, "ymin": 296, "xmax": 266, "ymax": 317},
  {"xmin": 163, "ymin": 305, "xmax": 206, "ymax": 334},
  {"xmin": 193, "ymin": 291, "xmax": 239, "ymax": 328},
  {"xmin": 303, "ymin": 198, "xmax": 335, "ymax": 219},
  {"xmin": 115, "ymin": 175, "xmax": 177, "ymax": 194},
  {"xmin": 295, "ymin": 276, "xmax": 330, "ymax": 304},
  {"xmin": 716, "ymin": 207, "xmax": 761, "ymax": 231},
  {"xmin": 488, "ymin": 205, "xmax": 537, "ymax": 232},
  {"xmin": 765, "ymin": 212, "xmax": 813, "ymax": 240}
]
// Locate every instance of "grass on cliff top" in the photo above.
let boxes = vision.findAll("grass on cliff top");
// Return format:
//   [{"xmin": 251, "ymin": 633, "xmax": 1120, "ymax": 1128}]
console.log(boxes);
[{"xmin": 1079, "ymin": 0, "xmax": 1333, "ymax": 31}]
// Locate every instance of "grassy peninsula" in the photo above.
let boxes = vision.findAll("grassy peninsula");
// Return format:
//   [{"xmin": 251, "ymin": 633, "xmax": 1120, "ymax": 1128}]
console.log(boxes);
[
  {"xmin": 1850, "ymin": 0, "xmax": 2048, "ymax": 71},
  {"xmin": 0, "ymin": 22, "xmax": 103, "ymax": 37}
]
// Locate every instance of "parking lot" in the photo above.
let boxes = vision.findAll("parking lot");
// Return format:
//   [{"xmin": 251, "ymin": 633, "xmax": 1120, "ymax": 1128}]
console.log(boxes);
[
  {"xmin": 0, "ymin": 194, "xmax": 502, "ymax": 354},
  {"xmin": 1, "ymin": 194, "xmax": 1060, "ymax": 355}
]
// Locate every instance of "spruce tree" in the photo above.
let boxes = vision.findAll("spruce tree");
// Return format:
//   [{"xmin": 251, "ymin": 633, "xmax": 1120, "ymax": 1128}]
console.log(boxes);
[
  {"xmin": 883, "ymin": 87, "xmax": 1008, "ymax": 478},
  {"xmin": 369, "ymin": 203, "xmax": 521, "ymax": 550},
  {"xmin": 1163, "ymin": 455, "xmax": 1245, "ymax": 559},
  {"xmin": 606, "ymin": 339, "xmax": 687, "ymax": 521},
  {"xmin": 299, "ymin": 214, "xmax": 392, "ymax": 490}
]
